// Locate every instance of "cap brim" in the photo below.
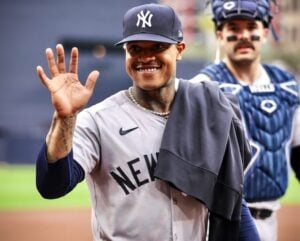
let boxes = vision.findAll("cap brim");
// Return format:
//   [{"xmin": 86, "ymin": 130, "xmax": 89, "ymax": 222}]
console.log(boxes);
[
  {"xmin": 218, "ymin": 14, "xmax": 262, "ymax": 24},
  {"xmin": 115, "ymin": 33, "xmax": 178, "ymax": 46}
]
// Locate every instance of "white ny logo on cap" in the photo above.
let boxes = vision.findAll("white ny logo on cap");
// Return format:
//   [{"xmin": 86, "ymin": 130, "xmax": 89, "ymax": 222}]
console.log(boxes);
[{"xmin": 136, "ymin": 10, "xmax": 153, "ymax": 28}]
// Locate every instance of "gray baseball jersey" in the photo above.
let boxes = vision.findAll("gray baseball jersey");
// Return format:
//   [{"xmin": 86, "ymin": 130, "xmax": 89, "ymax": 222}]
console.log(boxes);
[{"xmin": 73, "ymin": 89, "xmax": 208, "ymax": 241}]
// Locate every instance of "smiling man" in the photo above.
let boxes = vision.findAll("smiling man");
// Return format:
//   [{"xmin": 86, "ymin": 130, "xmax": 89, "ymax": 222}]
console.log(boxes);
[
  {"xmin": 35, "ymin": 3, "xmax": 258, "ymax": 241},
  {"xmin": 191, "ymin": 1, "xmax": 300, "ymax": 240}
]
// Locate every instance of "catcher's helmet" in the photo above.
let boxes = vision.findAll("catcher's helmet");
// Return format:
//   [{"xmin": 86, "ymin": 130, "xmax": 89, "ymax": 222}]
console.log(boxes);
[{"xmin": 211, "ymin": 0, "xmax": 273, "ymax": 29}]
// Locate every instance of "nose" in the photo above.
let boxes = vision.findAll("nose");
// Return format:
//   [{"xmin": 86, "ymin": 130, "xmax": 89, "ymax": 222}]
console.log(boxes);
[
  {"xmin": 239, "ymin": 29, "xmax": 251, "ymax": 40},
  {"xmin": 138, "ymin": 50, "xmax": 155, "ymax": 62}
]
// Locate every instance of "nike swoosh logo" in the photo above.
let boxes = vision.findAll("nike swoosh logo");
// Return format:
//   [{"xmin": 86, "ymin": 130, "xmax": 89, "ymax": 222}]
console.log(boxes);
[{"xmin": 119, "ymin": 127, "xmax": 139, "ymax": 136}]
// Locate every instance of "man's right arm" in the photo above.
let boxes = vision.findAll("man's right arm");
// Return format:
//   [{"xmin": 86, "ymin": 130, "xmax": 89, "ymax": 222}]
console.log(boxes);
[
  {"xmin": 35, "ymin": 44, "xmax": 98, "ymax": 198},
  {"xmin": 36, "ymin": 112, "xmax": 84, "ymax": 199},
  {"xmin": 46, "ymin": 113, "xmax": 76, "ymax": 162},
  {"xmin": 36, "ymin": 142, "xmax": 85, "ymax": 199}
]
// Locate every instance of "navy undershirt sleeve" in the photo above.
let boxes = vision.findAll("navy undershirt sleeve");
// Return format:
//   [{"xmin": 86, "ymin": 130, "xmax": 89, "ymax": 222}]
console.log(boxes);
[
  {"xmin": 36, "ymin": 143, "xmax": 85, "ymax": 199},
  {"xmin": 239, "ymin": 199, "xmax": 261, "ymax": 241}
]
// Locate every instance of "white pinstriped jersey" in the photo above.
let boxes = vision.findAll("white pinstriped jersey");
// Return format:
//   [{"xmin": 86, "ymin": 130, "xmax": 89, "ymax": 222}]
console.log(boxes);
[{"xmin": 73, "ymin": 89, "xmax": 208, "ymax": 241}]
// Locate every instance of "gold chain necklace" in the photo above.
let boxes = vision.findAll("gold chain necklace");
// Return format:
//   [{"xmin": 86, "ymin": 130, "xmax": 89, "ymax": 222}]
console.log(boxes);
[{"xmin": 127, "ymin": 87, "xmax": 170, "ymax": 117}]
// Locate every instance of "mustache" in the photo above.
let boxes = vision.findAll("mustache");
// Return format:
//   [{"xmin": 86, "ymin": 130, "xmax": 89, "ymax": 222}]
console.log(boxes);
[
  {"xmin": 226, "ymin": 35, "xmax": 261, "ymax": 42},
  {"xmin": 233, "ymin": 40, "xmax": 255, "ymax": 51}
]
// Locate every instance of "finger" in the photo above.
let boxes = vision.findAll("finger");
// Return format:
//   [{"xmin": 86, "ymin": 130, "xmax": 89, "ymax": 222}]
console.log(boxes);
[
  {"xmin": 46, "ymin": 48, "xmax": 59, "ymax": 77},
  {"xmin": 85, "ymin": 70, "xmax": 99, "ymax": 92},
  {"xmin": 56, "ymin": 44, "xmax": 66, "ymax": 73},
  {"xmin": 37, "ymin": 65, "xmax": 50, "ymax": 87},
  {"xmin": 69, "ymin": 47, "xmax": 78, "ymax": 74}
]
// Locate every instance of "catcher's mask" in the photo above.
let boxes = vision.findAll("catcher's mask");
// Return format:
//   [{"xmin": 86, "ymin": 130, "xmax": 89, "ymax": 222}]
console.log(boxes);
[{"xmin": 211, "ymin": 0, "xmax": 273, "ymax": 29}]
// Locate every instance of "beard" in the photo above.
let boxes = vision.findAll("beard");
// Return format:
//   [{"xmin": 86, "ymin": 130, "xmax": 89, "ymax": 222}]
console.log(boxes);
[{"xmin": 231, "ymin": 58, "xmax": 255, "ymax": 67}]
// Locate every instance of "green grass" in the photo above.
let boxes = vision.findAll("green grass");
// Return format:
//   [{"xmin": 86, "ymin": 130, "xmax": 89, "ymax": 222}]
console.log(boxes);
[
  {"xmin": 0, "ymin": 164, "xmax": 299, "ymax": 210},
  {"xmin": 280, "ymin": 173, "xmax": 300, "ymax": 204},
  {"xmin": 0, "ymin": 164, "xmax": 90, "ymax": 210}
]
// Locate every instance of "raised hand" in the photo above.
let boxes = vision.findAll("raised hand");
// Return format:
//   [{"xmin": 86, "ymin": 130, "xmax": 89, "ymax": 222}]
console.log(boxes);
[{"xmin": 37, "ymin": 44, "xmax": 99, "ymax": 118}]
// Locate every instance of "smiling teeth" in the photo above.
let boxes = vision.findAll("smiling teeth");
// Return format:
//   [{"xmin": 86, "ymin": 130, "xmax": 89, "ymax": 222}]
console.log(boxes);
[{"xmin": 138, "ymin": 68, "xmax": 158, "ymax": 72}]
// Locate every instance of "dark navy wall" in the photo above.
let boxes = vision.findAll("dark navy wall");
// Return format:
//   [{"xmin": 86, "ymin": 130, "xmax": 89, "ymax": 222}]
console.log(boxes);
[{"xmin": 0, "ymin": 0, "xmax": 205, "ymax": 164}]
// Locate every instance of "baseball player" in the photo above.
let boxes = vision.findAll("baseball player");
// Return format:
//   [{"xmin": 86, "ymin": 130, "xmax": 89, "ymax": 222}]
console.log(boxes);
[
  {"xmin": 35, "ymin": 3, "xmax": 259, "ymax": 241},
  {"xmin": 191, "ymin": 1, "xmax": 300, "ymax": 240}
]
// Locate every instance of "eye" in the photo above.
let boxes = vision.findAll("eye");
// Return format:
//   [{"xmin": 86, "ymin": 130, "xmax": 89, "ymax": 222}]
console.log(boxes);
[
  {"xmin": 126, "ymin": 43, "xmax": 171, "ymax": 56},
  {"xmin": 152, "ymin": 43, "xmax": 171, "ymax": 53},
  {"xmin": 248, "ymin": 24, "xmax": 258, "ymax": 31},
  {"xmin": 127, "ymin": 45, "xmax": 142, "ymax": 55},
  {"xmin": 228, "ymin": 25, "xmax": 238, "ymax": 32}
]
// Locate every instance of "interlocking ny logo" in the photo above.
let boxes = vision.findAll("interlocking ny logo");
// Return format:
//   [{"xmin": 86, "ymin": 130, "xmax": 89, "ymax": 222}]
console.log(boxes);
[{"xmin": 136, "ymin": 10, "xmax": 153, "ymax": 28}]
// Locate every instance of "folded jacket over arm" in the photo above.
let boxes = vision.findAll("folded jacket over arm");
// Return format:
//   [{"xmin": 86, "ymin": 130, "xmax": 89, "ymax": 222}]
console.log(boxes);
[{"xmin": 154, "ymin": 79, "xmax": 252, "ymax": 240}]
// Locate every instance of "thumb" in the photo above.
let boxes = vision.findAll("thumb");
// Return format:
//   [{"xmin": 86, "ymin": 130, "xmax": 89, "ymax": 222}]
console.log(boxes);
[
  {"xmin": 85, "ymin": 70, "xmax": 99, "ymax": 92},
  {"xmin": 36, "ymin": 65, "xmax": 50, "ymax": 87}
]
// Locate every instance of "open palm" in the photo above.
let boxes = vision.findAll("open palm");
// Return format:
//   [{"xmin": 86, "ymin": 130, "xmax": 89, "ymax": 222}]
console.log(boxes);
[{"xmin": 37, "ymin": 44, "xmax": 99, "ymax": 117}]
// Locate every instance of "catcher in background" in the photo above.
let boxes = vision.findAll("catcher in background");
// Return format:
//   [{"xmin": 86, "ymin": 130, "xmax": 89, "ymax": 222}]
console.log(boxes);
[
  {"xmin": 35, "ymin": 3, "xmax": 259, "ymax": 241},
  {"xmin": 192, "ymin": 1, "xmax": 300, "ymax": 240}
]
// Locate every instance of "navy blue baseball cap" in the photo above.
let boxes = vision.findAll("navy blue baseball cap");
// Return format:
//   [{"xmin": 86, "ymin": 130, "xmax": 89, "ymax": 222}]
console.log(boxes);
[
  {"xmin": 211, "ymin": 0, "xmax": 272, "ymax": 28},
  {"xmin": 115, "ymin": 3, "xmax": 184, "ymax": 46}
]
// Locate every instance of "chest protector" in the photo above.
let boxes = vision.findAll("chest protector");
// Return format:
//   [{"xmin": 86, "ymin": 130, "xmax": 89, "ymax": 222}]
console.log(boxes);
[{"xmin": 201, "ymin": 62, "xmax": 300, "ymax": 202}]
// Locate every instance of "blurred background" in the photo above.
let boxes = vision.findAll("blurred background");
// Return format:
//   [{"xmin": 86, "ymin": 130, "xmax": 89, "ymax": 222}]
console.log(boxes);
[
  {"xmin": 0, "ymin": 0, "xmax": 300, "ymax": 164},
  {"xmin": 0, "ymin": 1, "xmax": 299, "ymax": 241}
]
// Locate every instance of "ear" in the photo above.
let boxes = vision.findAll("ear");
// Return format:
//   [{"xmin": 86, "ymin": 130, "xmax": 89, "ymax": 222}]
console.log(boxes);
[
  {"xmin": 216, "ymin": 30, "xmax": 223, "ymax": 41},
  {"xmin": 262, "ymin": 28, "xmax": 269, "ymax": 44},
  {"xmin": 176, "ymin": 42, "xmax": 186, "ymax": 60}
]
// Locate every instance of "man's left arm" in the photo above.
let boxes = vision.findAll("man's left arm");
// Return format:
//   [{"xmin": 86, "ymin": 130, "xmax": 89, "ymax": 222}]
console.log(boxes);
[{"xmin": 291, "ymin": 107, "xmax": 300, "ymax": 181}]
